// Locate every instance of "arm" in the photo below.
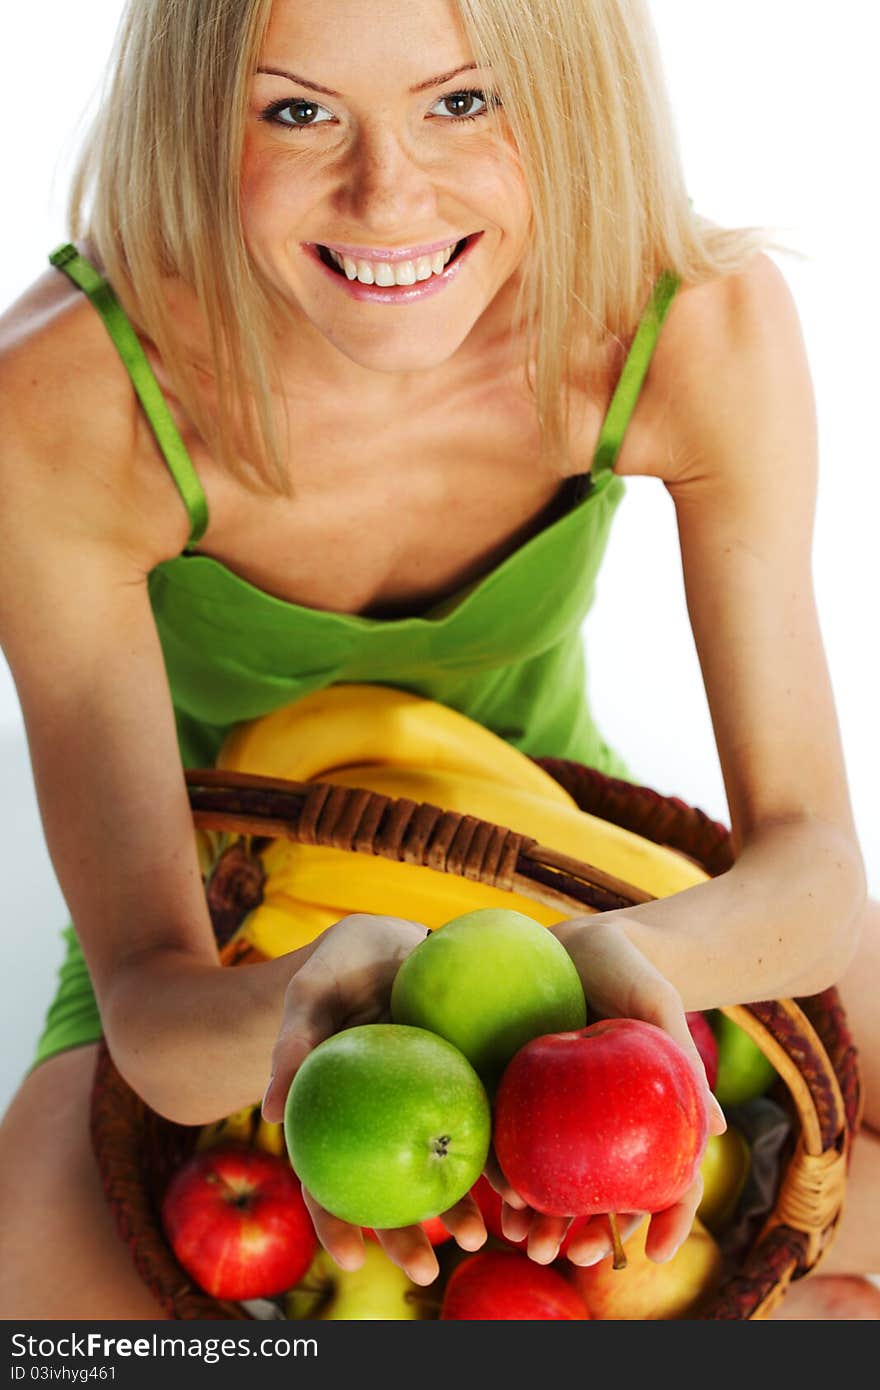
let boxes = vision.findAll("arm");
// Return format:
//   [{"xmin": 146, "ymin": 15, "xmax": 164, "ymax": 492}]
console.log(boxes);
[
  {"xmin": 561, "ymin": 254, "xmax": 866, "ymax": 1009},
  {"xmin": 0, "ymin": 357, "xmax": 314, "ymax": 1125},
  {"xmin": 0, "ymin": 525, "xmax": 301, "ymax": 1125}
]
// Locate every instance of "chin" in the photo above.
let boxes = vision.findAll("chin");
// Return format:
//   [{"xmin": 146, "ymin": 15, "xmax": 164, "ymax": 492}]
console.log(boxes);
[{"xmin": 322, "ymin": 326, "xmax": 472, "ymax": 375}]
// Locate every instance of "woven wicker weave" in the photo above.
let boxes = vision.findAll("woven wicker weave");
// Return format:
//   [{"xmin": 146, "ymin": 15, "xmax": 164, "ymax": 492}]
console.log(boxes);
[{"xmin": 89, "ymin": 759, "xmax": 861, "ymax": 1321}]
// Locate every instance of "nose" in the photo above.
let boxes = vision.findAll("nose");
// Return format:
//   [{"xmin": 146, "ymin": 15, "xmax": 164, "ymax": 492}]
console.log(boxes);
[{"xmin": 336, "ymin": 125, "xmax": 439, "ymax": 237}]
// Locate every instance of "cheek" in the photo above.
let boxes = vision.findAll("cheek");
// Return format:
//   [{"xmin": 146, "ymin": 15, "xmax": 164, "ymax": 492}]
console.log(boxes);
[
  {"xmin": 464, "ymin": 139, "xmax": 531, "ymax": 228},
  {"xmin": 239, "ymin": 142, "xmax": 309, "ymax": 231}
]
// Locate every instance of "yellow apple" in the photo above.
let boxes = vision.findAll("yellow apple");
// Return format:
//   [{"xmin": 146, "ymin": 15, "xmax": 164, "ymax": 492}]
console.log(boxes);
[
  {"xmin": 698, "ymin": 1126, "xmax": 750, "ymax": 1234},
  {"xmin": 568, "ymin": 1215, "xmax": 723, "ymax": 1320},
  {"xmin": 284, "ymin": 1243, "xmax": 434, "ymax": 1320}
]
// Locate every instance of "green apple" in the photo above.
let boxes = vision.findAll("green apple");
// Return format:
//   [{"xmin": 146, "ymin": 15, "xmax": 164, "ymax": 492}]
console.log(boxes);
[
  {"xmin": 697, "ymin": 1126, "xmax": 751, "ymax": 1233},
  {"xmin": 284, "ymin": 1024, "xmax": 490, "ymax": 1230},
  {"xmin": 285, "ymin": 1244, "xmax": 433, "ymax": 1320},
  {"xmin": 710, "ymin": 1012, "xmax": 778, "ymax": 1106},
  {"xmin": 390, "ymin": 907, "xmax": 587, "ymax": 1090}
]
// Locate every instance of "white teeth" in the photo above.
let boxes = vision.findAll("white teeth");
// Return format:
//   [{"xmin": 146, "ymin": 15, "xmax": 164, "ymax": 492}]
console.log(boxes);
[{"xmin": 325, "ymin": 241, "xmax": 461, "ymax": 286}]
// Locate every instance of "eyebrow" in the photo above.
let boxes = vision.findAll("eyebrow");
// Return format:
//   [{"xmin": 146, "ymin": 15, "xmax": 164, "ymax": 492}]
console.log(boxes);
[{"xmin": 255, "ymin": 62, "xmax": 480, "ymax": 98}]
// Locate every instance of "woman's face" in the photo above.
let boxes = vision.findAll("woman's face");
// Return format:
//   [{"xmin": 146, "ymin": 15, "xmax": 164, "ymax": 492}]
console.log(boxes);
[{"xmin": 242, "ymin": 0, "xmax": 532, "ymax": 385}]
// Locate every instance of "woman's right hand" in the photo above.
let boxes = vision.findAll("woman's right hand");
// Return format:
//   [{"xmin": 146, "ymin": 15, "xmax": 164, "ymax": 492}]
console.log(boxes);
[
  {"xmin": 481, "ymin": 914, "xmax": 726, "ymax": 1269},
  {"xmin": 259, "ymin": 913, "xmax": 487, "ymax": 1285}
]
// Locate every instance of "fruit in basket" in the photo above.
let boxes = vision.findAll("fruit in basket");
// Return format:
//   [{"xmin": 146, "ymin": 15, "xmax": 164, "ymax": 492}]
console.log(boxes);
[
  {"xmin": 283, "ymin": 1024, "xmax": 491, "ymax": 1229},
  {"xmin": 195, "ymin": 1104, "xmax": 286, "ymax": 1159},
  {"xmin": 711, "ymin": 1012, "xmax": 778, "ymax": 1106},
  {"xmin": 285, "ymin": 1243, "xmax": 430, "ymax": 1320},
  {"xmin": 390, "ymin": 907, "xmax": 587, "ymax": 1090},
  {"xmin": 217, "ymin": 685, "xmax": 709, "ymax": 964},
  {"xmin": 568, "ymin": 1215, "xmax": 722, "ymax": 1319},
  {"xmin": 686, "ymin": 1011, "xmax": 719, "ymax": 1091},
  {"xmin": 254, "ymin": 1115, "xmax": 286, "ymax": 1157},
  {"xmin": 160, "ymin": 1143, "xmax": 317, "ymax": 1300},
  {"xmin": 697, "ymin": 1125, "xmax": 751, "ymax": 1233},
  {"xmin": 194, "ymin": 1101, "xmax": 260, "ymax": 1151},
  {"xmin": 493, "ymin": 1020, "xmax": 710, "ymax": 1216},
  {"xmin": 441, "ymin": 1249, "xmax": 590, "ymax": 1320}
]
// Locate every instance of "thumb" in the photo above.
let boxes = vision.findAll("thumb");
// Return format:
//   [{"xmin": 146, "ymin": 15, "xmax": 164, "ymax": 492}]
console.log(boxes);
[
  {"xmin": 261, "ymin": 971, "xmax": 338, "ymax": 1124},
  {"xmin": 657, "ymin": 1008, "xmax": 727, "ymax": 1138}
]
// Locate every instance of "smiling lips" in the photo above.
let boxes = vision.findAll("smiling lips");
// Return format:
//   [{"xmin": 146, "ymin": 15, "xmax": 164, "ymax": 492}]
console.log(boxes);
[
  {"xmin": 309, "ymin": 233, "xmax": 478, "ymax": 297},
  {"xmin": 323, "ymin": 241, "xmax": 461, "ymax": 285}
]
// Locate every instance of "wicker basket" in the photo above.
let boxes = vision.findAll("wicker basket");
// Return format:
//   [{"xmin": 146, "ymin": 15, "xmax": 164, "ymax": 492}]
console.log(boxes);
[{"xmin": 89, "ymin": 759, "xmax": 861, "ymax": 1321}]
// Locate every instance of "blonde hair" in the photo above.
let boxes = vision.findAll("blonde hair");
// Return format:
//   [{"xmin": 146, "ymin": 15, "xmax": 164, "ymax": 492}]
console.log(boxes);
[{"xmin": 69, "ymin": 0, "xmax": 787, "ymax": 495}]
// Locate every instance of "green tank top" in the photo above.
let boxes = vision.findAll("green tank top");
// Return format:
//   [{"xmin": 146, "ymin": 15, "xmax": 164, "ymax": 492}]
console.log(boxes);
[{"xmin": 48, "ymin": 242, "xmax": 679, "ymax": 780}]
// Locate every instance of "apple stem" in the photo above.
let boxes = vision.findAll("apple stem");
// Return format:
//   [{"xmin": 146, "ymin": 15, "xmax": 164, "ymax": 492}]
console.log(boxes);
[{"xmin": 608, "ymin": 1213, "xmax": 627, "ymax": 1271}]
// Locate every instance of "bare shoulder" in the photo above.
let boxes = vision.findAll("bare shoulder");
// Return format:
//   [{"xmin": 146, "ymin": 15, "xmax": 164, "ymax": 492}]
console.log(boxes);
[
  {"xmin": 0, "ymin": 262, "xmax": 189, "ymax": 573},
  {"xmin": 643, "ymin": 251, "xmax": 813, "ymax": 487}
]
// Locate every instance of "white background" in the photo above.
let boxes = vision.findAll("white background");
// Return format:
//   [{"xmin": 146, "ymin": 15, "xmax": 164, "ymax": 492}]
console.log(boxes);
[{"xmin": 1, "ymin": 2, "xmax": 877, "ymax": 1112}]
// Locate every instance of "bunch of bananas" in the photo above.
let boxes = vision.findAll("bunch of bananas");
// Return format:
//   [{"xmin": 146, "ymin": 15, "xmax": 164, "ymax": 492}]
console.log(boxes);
[
  {"xmin": 195, "ymin": 683, "xmax": 707, "ymax": 961},
  {"xmin": 194, "ymin": 1101, "xmax": 285, "ymax": 1158}
]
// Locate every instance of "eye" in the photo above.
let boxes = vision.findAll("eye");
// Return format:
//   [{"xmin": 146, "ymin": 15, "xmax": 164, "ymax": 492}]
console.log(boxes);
[
  {"xmin": 430, "ymin": 88, "xmax": 496, "ymax": 123},
  {"xmin": 260, "ymin": 98, "xmax": 335, "ymax": 130}
]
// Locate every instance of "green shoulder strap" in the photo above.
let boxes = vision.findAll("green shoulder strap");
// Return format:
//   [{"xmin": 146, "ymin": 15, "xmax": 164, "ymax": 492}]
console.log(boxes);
[
  {"xmin": 48, "ymin": 242, "xmax": 209, "ymax": 549},
  {"xmin": 591, "ymin": 269, "xmax": 681, "ymax": 479}
]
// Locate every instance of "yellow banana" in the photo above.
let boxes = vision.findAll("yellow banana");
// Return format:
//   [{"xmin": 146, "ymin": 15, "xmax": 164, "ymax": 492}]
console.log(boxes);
[
  {"xmin": 214, "ymin": 683, "xmax": 709, "ymax": 961},
  {"xmin": 254, "ymin": 1116, "xmax": 287, "ymax": 1158},
  {"xmin": 194, "ymin": 1102, "xmax": 261, "ymax": 1152},
  {"xmin": 217, "ymin": 683, "xmax": 575, "ymax": 805}
]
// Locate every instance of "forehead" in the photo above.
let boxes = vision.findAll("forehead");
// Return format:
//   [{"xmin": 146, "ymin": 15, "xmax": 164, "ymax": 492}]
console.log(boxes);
[{"xmin": 260, "ymin": 0, "xmax": 475, "ymax": 71}]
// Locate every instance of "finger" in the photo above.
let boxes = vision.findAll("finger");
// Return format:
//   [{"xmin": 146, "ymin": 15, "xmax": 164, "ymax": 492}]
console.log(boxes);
[
  {"xmin": 564, "ymin": 1213, "xmax": 644, "ymax": 1267},
  {"xmin": 644, "ymin": 1174, "xmax": 704, "ymax": 1263},
  {"xmin": 525, "ymin": 1213, "xmax": 573, "ymax": 1266},
  {"xmin": 300, "ymin": 1186, "xmax": 367, "ymax": 1272},
  {"xmin": 501, "ymin": 1201, "xmax": 532, "ymax": 1244},
  {"xmin": 438, "ymin": 1192, "xmax": 488, "ymax": 1253},
  {"xmin": 483, "ymin": 1148, "xmax": 527, "ymax": 1209},
  {"xmin": 374, "ymin": 1228, "xmax": 440, "ymax": 1286}
]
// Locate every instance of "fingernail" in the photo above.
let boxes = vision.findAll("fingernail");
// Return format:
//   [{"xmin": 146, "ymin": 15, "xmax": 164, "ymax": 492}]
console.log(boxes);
[
  {"xmin": 460, "ymin": 1218, "xmax": 487, "ymax": 1250},
  {"xmin": 412, "ymin": 1255, "xmax": 439, "ymax": 1285},
  {"xmin": 568, "ymin": 1243, "xmax": 610, "ymax": 1267},
  {"xmin": 261, "ymin": 1073, "xmax": 275, "ymax": 1116},
  {"xmin": 710, "ymin": 1096, "xmax": 727, "ymax": 1131},
  {"xmin": 501, "ymin": 1211, "xmax": 530, "ymax": 1241},
  {"xmin": 527, "ymin": 1241, "xmax": 557, "ymax": 1265},
  {"xmin": 335, "ymin": 1248, "xmax": 365, "ymax": 1273},
  {"xmin": 661, "ymin": 1244, "xmax": 682, "ymax": 1264}
]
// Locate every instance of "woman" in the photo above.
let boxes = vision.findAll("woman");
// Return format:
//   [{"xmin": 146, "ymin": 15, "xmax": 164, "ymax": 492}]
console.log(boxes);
[{"xmin": 0, "ymin": 0, "xmax": 876, "ymax": 1320}]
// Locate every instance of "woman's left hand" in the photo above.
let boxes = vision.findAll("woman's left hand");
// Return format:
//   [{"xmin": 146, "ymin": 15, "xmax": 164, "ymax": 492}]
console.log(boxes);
[{"xmin": 483, "ymin": 914, "xmax": 727, "ymax": 1268}]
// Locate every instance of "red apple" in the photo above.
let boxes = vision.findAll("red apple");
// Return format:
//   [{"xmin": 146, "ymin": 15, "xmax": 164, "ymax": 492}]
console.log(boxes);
[
  {"xmin": 362, "ymin": 1214, "xmax": 452, "ymax": 1246},
  {"xmin": 161, "ymin": 1142, "xmax": 317, "ymax": 1300},
  {"xmin": 470, "ymin": 1174, "xmax": 589, "ymax": 1255},
  {"xmin": 493, "ymin": 1020, "xmax": 710, "ymax": 1216},
  {"xmin": 441, "ymin": 1249, "xmax": 590, "ymax": 1320},
  {"xmin": 686, "ymin": 1011, "xmax": 719, "ymax": 1091}
]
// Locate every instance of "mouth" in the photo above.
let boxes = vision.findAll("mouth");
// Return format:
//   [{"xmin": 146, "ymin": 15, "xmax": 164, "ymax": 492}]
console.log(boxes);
[{"xmin": 315, "ymin": 235, "xmax": 473, "ymax": 282}]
